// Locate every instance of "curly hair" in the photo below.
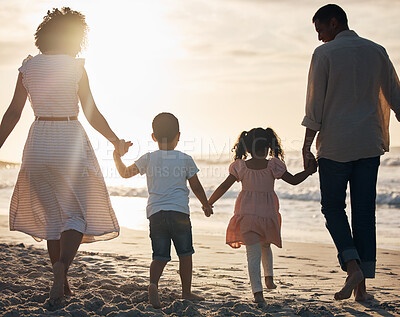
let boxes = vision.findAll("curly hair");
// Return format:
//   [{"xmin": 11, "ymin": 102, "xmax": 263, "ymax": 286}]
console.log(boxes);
[
  {"xmin": 34, "ymin": 7, "xmax": 88, "ymax": 56},
  {"xmin": 232, "ymin": 127, "xmax": 285, "ymax": 161}
]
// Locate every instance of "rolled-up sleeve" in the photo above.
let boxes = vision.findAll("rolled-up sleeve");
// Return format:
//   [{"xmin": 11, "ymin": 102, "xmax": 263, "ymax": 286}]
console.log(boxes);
[
  {"xmin": 389, "ymin": 60, "xmax": 400, "ymax": 120},
  {"xmin": 302, "ymin": 50, "xmax": 329, "ymax": 131}
]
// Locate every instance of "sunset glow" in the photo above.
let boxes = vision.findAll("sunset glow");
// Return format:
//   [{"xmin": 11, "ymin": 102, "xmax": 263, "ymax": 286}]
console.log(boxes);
[{"xmin": 1, "ymin": 0, "xmax": 399, "ymax": 164}]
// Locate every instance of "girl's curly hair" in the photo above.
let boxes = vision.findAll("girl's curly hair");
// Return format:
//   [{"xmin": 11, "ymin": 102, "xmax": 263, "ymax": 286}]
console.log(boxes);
[
  {"xmin": 232, "ymin": 127, "xmax": 285, "ymax": 161},
  {"xmin": 34, "ymin": 7, "xmax": 88, "ymax": 56}
]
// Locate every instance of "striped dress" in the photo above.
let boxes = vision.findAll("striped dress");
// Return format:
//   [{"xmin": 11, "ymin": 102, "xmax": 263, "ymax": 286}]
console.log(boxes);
[{"xmin": 9, "ymin": 54, "xmax": 120, "ymax": 243}]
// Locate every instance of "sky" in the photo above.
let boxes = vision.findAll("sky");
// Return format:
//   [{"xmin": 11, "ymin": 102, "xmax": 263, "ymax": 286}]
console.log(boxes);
[{"xmin": 0, "ymin": 0, "xmax": 399, "ymax": 163}]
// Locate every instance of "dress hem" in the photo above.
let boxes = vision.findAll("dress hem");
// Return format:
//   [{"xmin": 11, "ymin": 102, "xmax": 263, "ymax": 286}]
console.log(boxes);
[{"xmin": 9, "ymin": 228, "xmax": 120, "ymax": 244}]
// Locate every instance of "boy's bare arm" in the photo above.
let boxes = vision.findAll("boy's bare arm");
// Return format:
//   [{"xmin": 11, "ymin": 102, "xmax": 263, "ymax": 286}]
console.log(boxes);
[
  {"xmin": 113, "ymin": 151, "xmax": 140, "ymax": 178},
  {"xmin": 188, "ymin": 174, "xmax": 213, "ymax": 217}
]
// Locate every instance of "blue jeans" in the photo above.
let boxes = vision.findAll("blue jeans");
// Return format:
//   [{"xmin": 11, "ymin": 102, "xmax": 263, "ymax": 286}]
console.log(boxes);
[
  {"xmin": 149, "ymin": 210, "xmax": 194, "ymax": 261},
  {"xmin": 318, "ymin": 156, "xmax": 380, "ymax": 278}
]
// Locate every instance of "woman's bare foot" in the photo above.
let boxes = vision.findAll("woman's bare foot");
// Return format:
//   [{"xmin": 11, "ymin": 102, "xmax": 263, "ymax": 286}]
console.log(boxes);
[
  {"xmin": 64, "ymin": 278, "xmax": 75, "ymax": 297},
  {"xmin": 253, "ymin": 291, "xmax": 265, "ymax": 303},
  {"xmin": 50, "ymin": 262, "xmax": 65, "ymax": 301},
  {"xmin": 334, "ymin": 270, "xmax": 364, "ymax": 300},
  {"xmin": 265, "ymin": 276, "xmax": 277, "ymax": 289},
  {"xmin": 148, "ymin": 283, "xmax": 161, "ymax": 308},
  {"xmin": 182, "ymin": 292, "xmax": 205, "ymax": 302},
  {"xmin": 354, "ymin": 279, "xmax": 374, "ymax": 302}
]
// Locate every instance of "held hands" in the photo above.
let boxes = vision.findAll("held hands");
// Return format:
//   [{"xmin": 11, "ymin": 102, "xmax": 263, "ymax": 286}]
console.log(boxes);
[
  {"xmin": 202, "ymin": 204, "xmax": 213, "ymax": 217},
  {"xmin": 113, "ymin": 139, "xmax": 133, "ymax": 156},
  {"xmin": 302, "ymin": 147, "xmax": 316, "ymax": 170},
  {"xmin": 306, "ymin": 158, "xmax": 318, "ymax": 175}
]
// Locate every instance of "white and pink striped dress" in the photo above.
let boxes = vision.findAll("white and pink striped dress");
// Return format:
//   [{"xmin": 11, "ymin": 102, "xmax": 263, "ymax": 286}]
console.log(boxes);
[{"xmin": 9, "ymin": 54, "xmax": 120, "ymax": 243}]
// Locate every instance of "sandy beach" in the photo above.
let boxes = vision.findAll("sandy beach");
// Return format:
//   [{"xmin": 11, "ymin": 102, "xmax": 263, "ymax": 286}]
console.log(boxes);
[{"xmin": 0, "ymin": 215, "xmax": 399, "ymax": 316}]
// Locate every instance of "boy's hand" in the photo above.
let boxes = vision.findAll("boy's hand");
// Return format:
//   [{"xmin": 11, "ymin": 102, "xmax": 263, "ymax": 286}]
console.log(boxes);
[
  {"xmin": 115, "ymin": 139, "xmax": 133, "ymax": 156},
  {"xmin": 202, "ymin": 204, "xmax": 213, "ymax": 217}
]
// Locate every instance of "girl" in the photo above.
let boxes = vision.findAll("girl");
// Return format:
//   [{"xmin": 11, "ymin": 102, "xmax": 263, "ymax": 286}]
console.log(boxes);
[
  {"xmin": 0, "ymin": 8, "xmax": 130, "ymax": 302},
  {"xmin": 208, "ymin": 127, "xmax": 317, "ymax": 303}
]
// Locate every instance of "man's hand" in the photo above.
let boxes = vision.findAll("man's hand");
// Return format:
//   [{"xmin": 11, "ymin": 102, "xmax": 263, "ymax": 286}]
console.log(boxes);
[
  {"xmin": 302, "ymin": 147, "xmax": 316, "ymax": 169},
  {"xmin": 306, "ymin": 157, "xmax": 318, "ymax": 175},
  {"xmin": 302, "ymin": 128, "xmax": 317, "ymax": 169}
]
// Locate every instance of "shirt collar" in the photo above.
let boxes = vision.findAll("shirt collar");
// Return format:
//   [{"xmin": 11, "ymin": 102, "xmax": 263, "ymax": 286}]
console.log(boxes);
[{"xmin": 335, "ymin": 30, "xmax": 358, "ymax": 40}]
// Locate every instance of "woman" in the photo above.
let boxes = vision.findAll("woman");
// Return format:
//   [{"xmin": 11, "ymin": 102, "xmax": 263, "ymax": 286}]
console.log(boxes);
[{"xmin": 0, "ymin": 7, "xmax": 130, "ymax": 302}]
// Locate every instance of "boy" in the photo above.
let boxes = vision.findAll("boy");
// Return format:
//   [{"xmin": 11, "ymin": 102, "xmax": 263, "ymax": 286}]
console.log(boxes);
[{"xmin": 113, "ymin": 112, "xmax": 213, "ymax": 308}]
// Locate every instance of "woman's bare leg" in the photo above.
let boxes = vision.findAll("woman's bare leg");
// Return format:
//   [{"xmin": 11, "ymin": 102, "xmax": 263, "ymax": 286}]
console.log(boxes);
[
  {"xmin": 49, "ymin": 230, "xmax": 82, "ymax": 300},
  {"xmin": 47, "ymin": 240, "xmax": 74, "ymax": 296}
]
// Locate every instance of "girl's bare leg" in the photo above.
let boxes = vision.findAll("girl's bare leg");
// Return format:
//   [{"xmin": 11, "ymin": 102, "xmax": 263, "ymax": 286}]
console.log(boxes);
[{"xmin": 49, "ymin": 230, "xmax": 82, "ymax": 300}]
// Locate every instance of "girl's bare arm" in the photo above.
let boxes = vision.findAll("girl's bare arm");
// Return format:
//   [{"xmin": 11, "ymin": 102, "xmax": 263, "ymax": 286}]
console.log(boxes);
[
  {"xmin": 0, "ymin": 73, "xmax": 28, "ymax": 148},
  {"xmin": 208, "ymin": 174, "xmax": 237, "ymax": 206},
  {"xmin": 281, "ymin": 163, "xmax": 317, "ymax": 185}
]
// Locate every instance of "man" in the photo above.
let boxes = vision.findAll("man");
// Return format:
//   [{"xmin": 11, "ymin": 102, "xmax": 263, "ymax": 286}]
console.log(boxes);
[{"xmin": 301, "ymin": 4, "xmax": 400, "ymax": 301}]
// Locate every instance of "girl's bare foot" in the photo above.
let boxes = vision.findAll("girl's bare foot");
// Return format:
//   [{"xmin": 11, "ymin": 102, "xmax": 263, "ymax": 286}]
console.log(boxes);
[
  {"xmin": 148, "ymin": 283, "xmax": 161, "ymax": 308},
  {"xmin": 334, "ymin": 270, "xmax": 364, "ymax": 300},
  {"xmin": 265, "ymin": 276, "xmax": 277, "ymax": 289},
  {"xmin": 253, "ymin": 291, "xmax": 265, "ymax": 303},
  {"xmin": 182, "ymin": 292, "xmax": 205, "ymax": 302},
  {"xmin": 49, "ymin": 262, "xmax": 65, "ymax": 301},
  {"xmin": 354, "ymin": 279, "xmax": 374, "ymax": 302}
]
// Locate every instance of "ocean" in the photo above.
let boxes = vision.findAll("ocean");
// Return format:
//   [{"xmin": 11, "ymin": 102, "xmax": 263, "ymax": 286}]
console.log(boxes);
[{"xmin": 1, "ymin": 148, "xmax": 399, "ymax": 250}]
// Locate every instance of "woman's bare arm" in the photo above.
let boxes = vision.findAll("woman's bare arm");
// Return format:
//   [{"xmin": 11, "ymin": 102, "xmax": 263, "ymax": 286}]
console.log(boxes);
[
  {"xmin": 0, "ymin": 73, "xmax": 28, "ymax": 148},
  {"xmin": 78, "ymin": 68, "xmax": 124, "ymax": 151}
]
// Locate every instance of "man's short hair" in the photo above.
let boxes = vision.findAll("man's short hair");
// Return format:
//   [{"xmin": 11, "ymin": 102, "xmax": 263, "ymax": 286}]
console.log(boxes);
[
  {"xmin": 152, "ymin": 112, "xmax": 180, "ymax": 143},
  {"xmin": 312, "ymin": 4, "xmax": 348, "ymax": 27}
]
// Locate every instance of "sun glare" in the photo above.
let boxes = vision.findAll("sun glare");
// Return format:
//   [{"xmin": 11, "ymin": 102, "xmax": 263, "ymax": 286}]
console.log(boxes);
[{"xmin": 83, "ymin": 2, "xmax": 183, "ymax": 103}]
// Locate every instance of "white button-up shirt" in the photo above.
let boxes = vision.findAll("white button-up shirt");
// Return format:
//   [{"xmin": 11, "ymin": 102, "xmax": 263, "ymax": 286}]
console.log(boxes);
[{"xmin": 302, "ymin": 30, "xmax": 400, "ymax": 162}]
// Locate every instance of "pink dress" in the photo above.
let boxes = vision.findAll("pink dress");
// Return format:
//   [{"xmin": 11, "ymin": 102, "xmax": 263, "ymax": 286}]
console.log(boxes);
[{"xmin": 226, "ymin": 158, "xmax": 286, "ymax": 248}]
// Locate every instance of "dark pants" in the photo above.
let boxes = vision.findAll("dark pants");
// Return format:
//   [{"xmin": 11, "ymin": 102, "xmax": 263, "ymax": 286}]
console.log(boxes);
[{"xmin": 318, "ymin": 156, "xmax": 380, "ymax": 278}]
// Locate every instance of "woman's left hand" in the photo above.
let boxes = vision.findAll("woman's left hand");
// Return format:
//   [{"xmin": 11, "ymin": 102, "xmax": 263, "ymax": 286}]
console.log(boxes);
[{"xmin": 113, "ymin": 139, "xmax": 132, "ymax": 156}]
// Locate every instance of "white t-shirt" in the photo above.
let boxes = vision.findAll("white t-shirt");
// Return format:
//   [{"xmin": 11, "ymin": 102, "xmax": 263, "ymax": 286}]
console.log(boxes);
[{"xmin": 135, "ymin": 150, "xmax": 199, "ymax": 218}]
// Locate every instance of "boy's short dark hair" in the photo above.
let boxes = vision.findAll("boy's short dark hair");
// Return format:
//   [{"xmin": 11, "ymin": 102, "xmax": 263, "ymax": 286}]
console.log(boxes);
[
  {"xmin": 152, "ymin": 112, "xmax": 180, "ymax": 143},
  {"xmin": 312, "ymin": 4, "xmax": 348, "ymax": 27}
]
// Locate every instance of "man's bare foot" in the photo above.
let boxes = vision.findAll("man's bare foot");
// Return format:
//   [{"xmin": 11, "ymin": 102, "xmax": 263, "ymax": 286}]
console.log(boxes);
[
  {"xmin": 148, "ymin": 283, "xmax": 161, "ymax": 308},
  {"xmin": 64, "ymin": 278, "xmax": 75, "ymax": 297},
  {"xmin": 354, "ymin": 279, "xmax": 374, "ymax": 302},
  {"xmin": 254, "ymin": 291, "xmax": 265, "ymax": 303},
  {"xmin": 49, "ymin": 262, "xmax": 65, "ymax": 301},
  {"xmin": 265, "ymin": 276, "xmax": 277, "ymax": 289},
  {"xmin": 182, "ymin": 292, "xmax": 205, "ymax": 302},
  {"xmin": 334, "ymin": 270, "xmax": 364, "ymax": 300}
]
